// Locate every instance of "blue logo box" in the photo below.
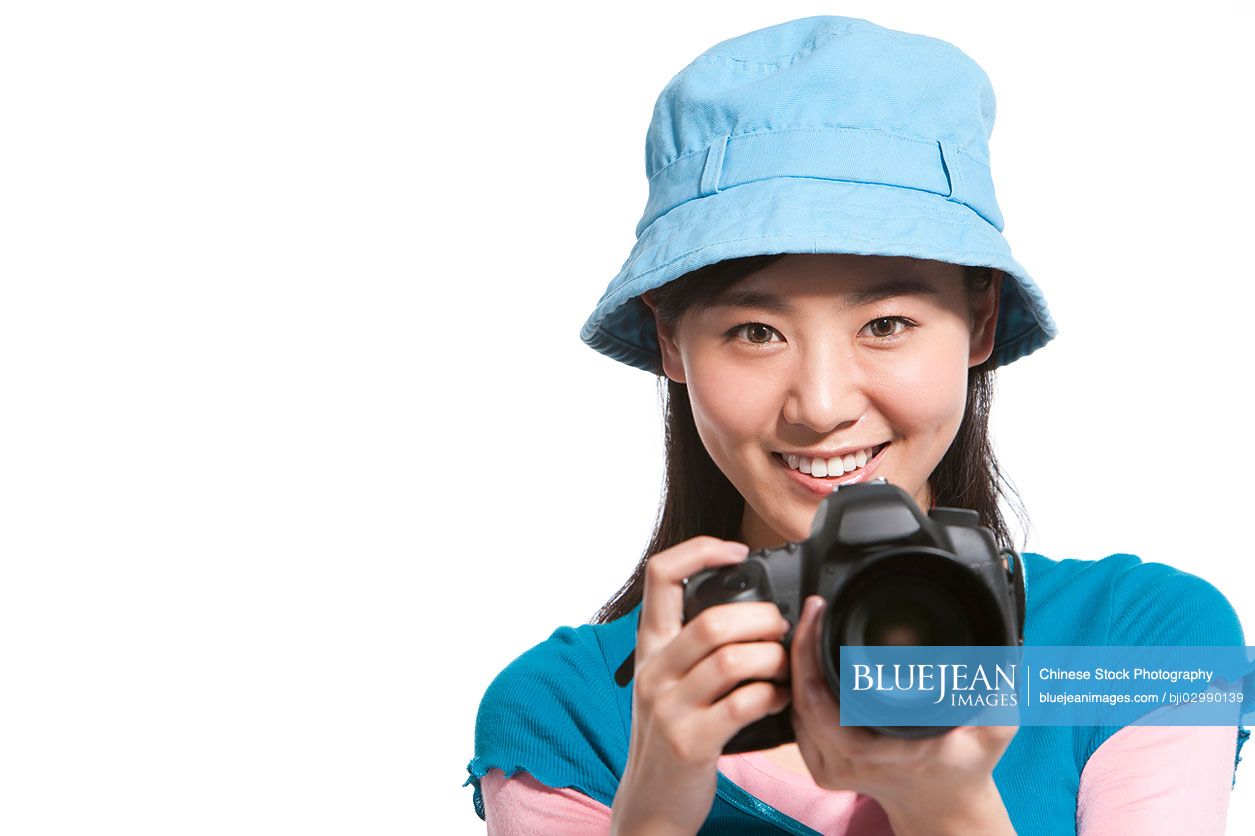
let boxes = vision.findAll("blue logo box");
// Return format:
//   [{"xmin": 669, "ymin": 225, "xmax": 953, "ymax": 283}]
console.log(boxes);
[{"xmin": 837, "ymin": 645, "xmax": 1255, "ymax": 727}]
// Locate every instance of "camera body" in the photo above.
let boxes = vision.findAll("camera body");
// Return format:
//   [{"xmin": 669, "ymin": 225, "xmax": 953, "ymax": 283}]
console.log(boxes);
[{"xmin": 680, "ymin": 478, "xmax": 1025, "ymax": 753}]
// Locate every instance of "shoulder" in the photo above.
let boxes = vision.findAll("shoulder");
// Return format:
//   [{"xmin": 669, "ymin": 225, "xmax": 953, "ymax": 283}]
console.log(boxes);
[
  {"xmin": 1022, "ymin": 553, "xmax": 1249, "ymax": 788},
  {"xmin": 474, "ymin": 604, "xmax": 640, "ymax": 735},
  {"xmin": 1102, "ymin": 554, "xmax": 1243, "ymax": 646},
  {"xmin": 1021, "ymin": 551, "xmax": 1244, "ymax": 646},
  {"xmin": 478, "ymin": 621, "xmax": 612, "ymax": 704},
  {"xmin": 465, "ymin": 608, "xmax": 640, "ymax": 817}
]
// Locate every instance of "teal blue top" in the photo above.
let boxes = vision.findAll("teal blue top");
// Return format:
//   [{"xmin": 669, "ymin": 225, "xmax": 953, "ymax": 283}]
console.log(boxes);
[{"xmin": 464, "ymin": 552, "xmax": 1250, "ymax": 834}]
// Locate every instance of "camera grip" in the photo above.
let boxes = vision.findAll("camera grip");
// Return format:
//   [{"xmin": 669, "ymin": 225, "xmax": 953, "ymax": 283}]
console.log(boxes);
[{"xmin": 683, "ymin": 562, "xmax": 796, "ymax": 753}]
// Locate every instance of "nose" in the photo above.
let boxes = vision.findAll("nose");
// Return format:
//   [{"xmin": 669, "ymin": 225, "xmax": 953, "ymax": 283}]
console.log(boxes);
[{"xmin": 779, "ymin": 343, "xmax": 868, "ymax": 433}]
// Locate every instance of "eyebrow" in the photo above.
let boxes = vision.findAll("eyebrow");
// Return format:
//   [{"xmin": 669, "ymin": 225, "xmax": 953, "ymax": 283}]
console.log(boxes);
[{"xmin": 704, "ymin": 278, "xmax": 941, "ymax": 314}]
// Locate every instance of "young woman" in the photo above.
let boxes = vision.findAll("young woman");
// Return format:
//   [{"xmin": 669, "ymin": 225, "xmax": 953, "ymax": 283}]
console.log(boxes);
[{"xmin": 464, "ymin": 16, "xmax": 1248, "ymax": 835}]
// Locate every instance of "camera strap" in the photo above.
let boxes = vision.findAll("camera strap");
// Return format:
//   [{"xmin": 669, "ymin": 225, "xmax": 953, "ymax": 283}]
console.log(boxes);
[
  {"xmin": 1003, "ymin": 548, "xmax": 1027, "ymax": 644},
  {"xmin": 614, "ymin": 649, "xmax": 635, "ymax": 687}
]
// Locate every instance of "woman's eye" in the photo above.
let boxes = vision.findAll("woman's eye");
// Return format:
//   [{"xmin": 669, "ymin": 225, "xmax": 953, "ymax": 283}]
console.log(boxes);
[
  {"xmin": 726, "ymin": 322, "xmax": 782, "ymax": 345},
  {"xmin": 724, "ymin": 317, "xmax": 917, "ymax": 346},
  {"xmin": 862, "ymin": 316, "xmax": 916, "ymax": 340}
]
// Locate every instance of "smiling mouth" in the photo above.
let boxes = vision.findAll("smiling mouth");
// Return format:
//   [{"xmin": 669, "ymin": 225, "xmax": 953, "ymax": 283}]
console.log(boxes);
[{"xmin": 771, "ymin": 442, "xmax": 890, "ymax": 480}]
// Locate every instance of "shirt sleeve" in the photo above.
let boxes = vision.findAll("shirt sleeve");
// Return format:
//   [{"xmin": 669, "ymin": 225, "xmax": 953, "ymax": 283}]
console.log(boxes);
[
  {"xmin": 1076, "ymin": 723, "xmax": 1236, "ymax": 835},
  {"xmin": 464, "ymin": 623, "xmax": 629, "ymax": 822},
  {"xmin": 1098, "ymin": 560, "xmax": 1249, "ymax": 788},
  {"xmin": 481, "ymin": 768, "xmax": 613, "ymax": 835}
]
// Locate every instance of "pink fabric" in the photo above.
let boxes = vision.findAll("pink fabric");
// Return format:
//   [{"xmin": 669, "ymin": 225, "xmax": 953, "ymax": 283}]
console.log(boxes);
[
  {"xmin": 480, "ymin": 724, "xmax": 1237, "ymax": 834},
  {"xmin": 715, "ymin": 750, "xmax": 893, "ymax": 833},
  {"xmin": 481, "ymin": 768, "xmax": 613, "ymax": 835},
  {"xmin": 1076, "ymin": 724, "xmax": 1234, "ymax": 835}
]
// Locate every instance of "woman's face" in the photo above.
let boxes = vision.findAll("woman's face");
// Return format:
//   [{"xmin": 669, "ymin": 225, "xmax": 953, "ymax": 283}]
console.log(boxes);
[{"xmin": 642, "ymin": 253, "xmax": 1001, "ymax": 551}]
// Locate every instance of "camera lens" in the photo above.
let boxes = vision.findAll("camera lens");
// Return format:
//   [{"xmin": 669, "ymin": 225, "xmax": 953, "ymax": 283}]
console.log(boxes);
[
  {"xmin": 818, "ymin": 550, "xmax": 1009, "ymax": 736},
  {"xmin": 831, "ymin": 551, "xmax": 1004, "ymax": 649},
  {"xmin": 848, "ymin": 576, "xmax": 973, "ymax": 646},
  {"xmin": 862, "ymin": 595, "xmax": 942, "ymax": 646}
]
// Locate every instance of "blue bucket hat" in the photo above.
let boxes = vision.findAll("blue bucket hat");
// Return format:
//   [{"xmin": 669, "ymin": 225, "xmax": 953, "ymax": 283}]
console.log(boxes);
[{"xmin": 579, "ymin": 15, "xmax": 1057, "ymax": 375}]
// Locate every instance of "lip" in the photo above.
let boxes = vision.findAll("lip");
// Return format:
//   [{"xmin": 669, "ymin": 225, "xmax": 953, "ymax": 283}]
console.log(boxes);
[
  {"xmin": 773, "ymin": 443, "xmax": 890, "ymax": 496},
  {"xmin": 775, "ymin": 442, "xmax": 885, "ymax": 460}
]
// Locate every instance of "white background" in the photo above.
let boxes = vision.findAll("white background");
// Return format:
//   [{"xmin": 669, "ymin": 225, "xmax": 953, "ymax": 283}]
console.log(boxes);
[{"xmin": 2, "ymin": 1, "xmax": 1252, "ymax": 833}]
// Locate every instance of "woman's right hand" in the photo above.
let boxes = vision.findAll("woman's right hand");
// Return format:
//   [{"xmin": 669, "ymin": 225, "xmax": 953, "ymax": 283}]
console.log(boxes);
[{"xmin": 609, "ymin": 536, "xmax": 793, "ymax": 836}]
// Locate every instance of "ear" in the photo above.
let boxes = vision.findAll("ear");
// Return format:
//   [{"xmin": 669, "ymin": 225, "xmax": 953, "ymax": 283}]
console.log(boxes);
[
  {"xmin": 639, "ymin": 290, "xmax": 686, "ymax": 383},
  {"xmin": 968, "ymin": 269, "xmax": 1002, "ymax": 369}
]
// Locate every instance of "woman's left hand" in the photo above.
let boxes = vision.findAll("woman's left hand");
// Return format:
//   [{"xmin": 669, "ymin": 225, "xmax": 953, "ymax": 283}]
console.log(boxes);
[{"xmin": 788, "ymin": 595, "xmax": 1018, "ymax": 835}]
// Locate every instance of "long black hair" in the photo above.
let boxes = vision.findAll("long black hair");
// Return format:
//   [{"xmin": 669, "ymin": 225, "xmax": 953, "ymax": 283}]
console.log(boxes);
[{"xmin": 589, "ymin": 254, "xmax": 1031, "ymax": 625}]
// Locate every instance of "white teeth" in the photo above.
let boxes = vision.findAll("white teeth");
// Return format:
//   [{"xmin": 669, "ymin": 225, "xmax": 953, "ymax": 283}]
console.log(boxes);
[{"xmin": 782, "ymin": 445, "xmax": 881, "ymax": 477}]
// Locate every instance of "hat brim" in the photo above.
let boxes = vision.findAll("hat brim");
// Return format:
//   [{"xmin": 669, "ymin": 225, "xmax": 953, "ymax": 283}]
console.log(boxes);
[{"xmin": 580, "ymin": 177, "xmax": 1057, "ymax": 375}]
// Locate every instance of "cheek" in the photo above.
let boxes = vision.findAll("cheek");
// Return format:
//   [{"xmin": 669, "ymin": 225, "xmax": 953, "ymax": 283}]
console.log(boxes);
[
  {"xmin": 686, "ymin": 359, "xmax": 780, "ymax": 447},
  {"xmin": 875, "ymin": 339, "xmax": 970, "ymax": 430}
]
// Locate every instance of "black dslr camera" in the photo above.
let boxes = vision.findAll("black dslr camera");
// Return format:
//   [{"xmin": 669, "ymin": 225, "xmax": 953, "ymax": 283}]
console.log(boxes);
[{"xmin": 680, "ymin": 478, "xmax": 1024, "ymax": 753}]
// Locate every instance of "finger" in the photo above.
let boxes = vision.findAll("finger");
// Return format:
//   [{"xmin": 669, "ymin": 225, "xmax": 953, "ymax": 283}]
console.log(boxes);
[
  {"xmin": 637, "ymin": 537, "xmax": 751, "ymax": 659},
  {"xmin": 792, "ymin": 596, "xmax": 833, "ymax": 714},
  {"xmin": 661, "ymin": 601, "xmax": 788, "ymax": 681},
  {"xmin": 793, "ymin": 596, "xmax": 878, "ymax": 751},
  {"xmin": 788, "ymin": 599, "xmax": 834, "ymax": 778},
  {"xmin": 670, "ymin": 639, "xmax": 790, "ymax": 709},
  {"xmin": 688, "ymin": 679, "xmax": 793, "ymax": 756}
]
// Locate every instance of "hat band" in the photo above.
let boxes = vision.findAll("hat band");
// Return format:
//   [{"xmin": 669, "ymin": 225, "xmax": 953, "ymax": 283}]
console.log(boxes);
[{"xmin": 637, "ymin": 126, "xmax": 1004, "ymax": 238}]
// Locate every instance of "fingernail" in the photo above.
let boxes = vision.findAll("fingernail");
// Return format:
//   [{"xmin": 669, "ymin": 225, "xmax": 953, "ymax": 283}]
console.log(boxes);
[
  {"xmin": 807, "ymin": 597, "xmax": 826, "ymax": 619},
  {"xmin": 726, "ymin": 542, "xmax": 750, "ymax": 557}
]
